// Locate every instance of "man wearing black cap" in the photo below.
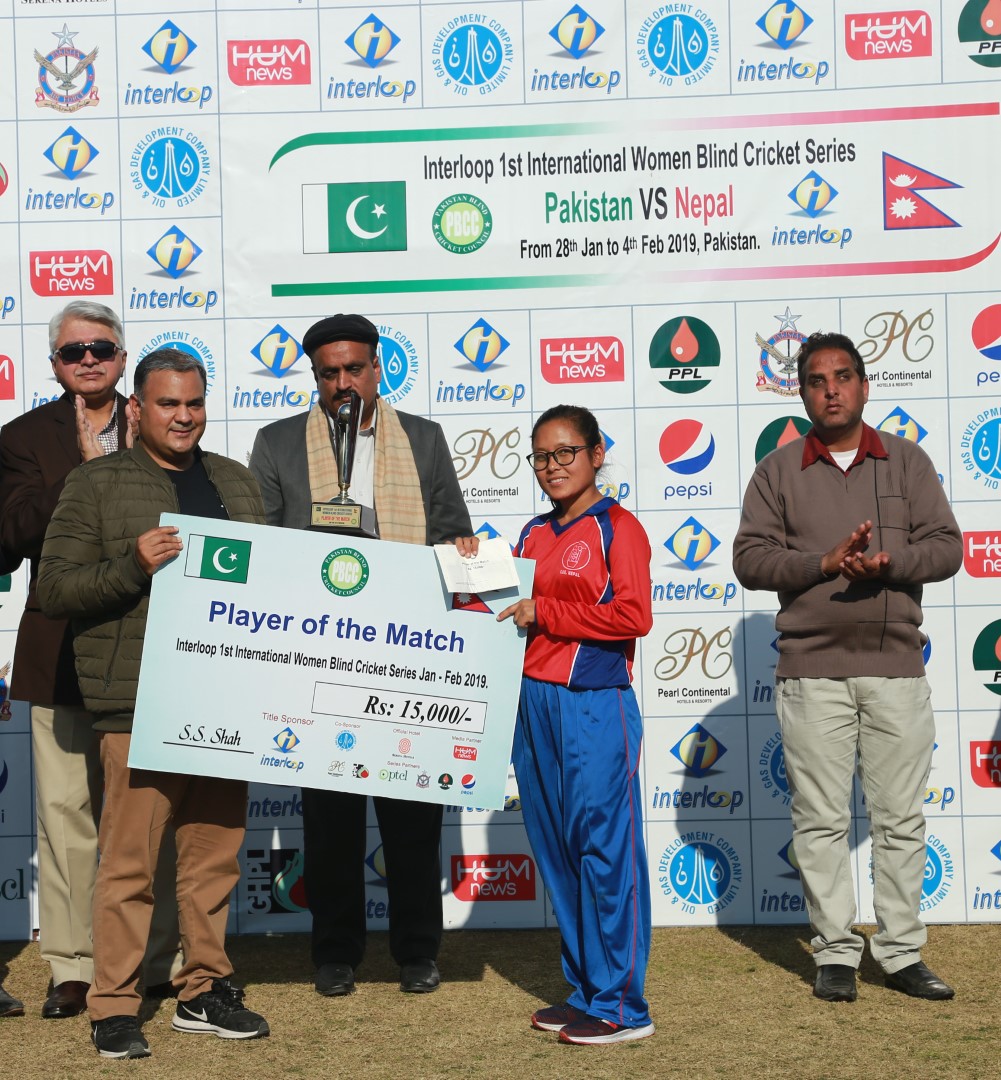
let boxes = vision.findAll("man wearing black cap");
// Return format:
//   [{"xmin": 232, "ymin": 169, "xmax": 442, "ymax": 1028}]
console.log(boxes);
[{"xmin": 250, "ymin": 313, "xmax": 471, "ymax": 997}]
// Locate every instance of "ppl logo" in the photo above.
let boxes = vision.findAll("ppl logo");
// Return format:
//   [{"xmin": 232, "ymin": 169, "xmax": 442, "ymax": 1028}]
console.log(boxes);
[
  {"xmin": 649, "ymin": 317, "xmax": 721, "ymax": 394},
  {"xmin": 844, "ymin": 11, "xmax": 933, "ymax": 59},
  {"xmin": 142, "ymin": 21, "xmax": 197, "ymax": 74},
  {"xmin": 0, "ymin": 355, "xmax": 14, "ymax": 401},
  {"xmin": 665, "ymin": 517, "xmax": 720, "ymax": 571},
  {"xmin": 972, "ymin": 304, "xmax": 1001, "ymax": 362},
  {"xmin": 971, "ymin": 742, "xmax": 1001, "ymax": 787},
  {"xmin": 757, "ymin": 3, "xmax": 813, "ymax": 49},
  {"xmin": 146, "ymin": 225, "xmax": 202, "ymax": 279},
  {"xmin": 670, "ymin": 722, "xmax": 727, "ymax": 777},
  {"xmin": 227, "ymin": 40, "xmax": 311, "ymax": 85},
  {"xmin": 788, "ymin": 171, "xmax": 838, "ymax": 217},
  {"xmin": 251, "ymin": 325, "xmax": 303, "ymax": 377},
  {"xmin": 346, "ymin": 15, "xmax": 400, "ymax": 67},
  {"xmin": 44, "ymin": 126, "xmax": 98, "ymax": 180},
  {"xmin": 660, "ymin": 420, "xmax": 715, "ymax": 474},
  {"xmin": 876, "ymin": 407, "xmax": 927, "ymax": 442},
  {"xmin": 754, "ymin": 415, "xmax": 811, "ymax": 462},
  {"xmin": 550, "ymin": 5, "xmax": 605, "ymax": 58},
  {"xmin": 958, "ymin": 0, "xmax": 1001, "ymax": 69},
  {"xmin": 29, "ymin": 249, "xmax": 112, "ymax": 296},
  {"xmin": 540, "ymin": 336, "xmax": 624, "ymax": 383},
  {"xmin": 454, "ymin": 319, "xmax": 509, "ymax": 372},
  {"xmin": 451, "ymin": 854, "xmax": 536, "ymax": 901},
  {"xmin": 964, "ymin": 532, "xmax": 1001, "ymax": 577},
  {"xmin": 972, "ymin": 620, "xmax": 1001, "ymax": 696}
]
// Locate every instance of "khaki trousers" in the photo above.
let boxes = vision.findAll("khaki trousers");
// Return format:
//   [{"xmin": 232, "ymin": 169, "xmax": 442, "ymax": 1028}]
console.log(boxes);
[
  {"xmin": 86, "ymin": 731, "xmax": 246, "ymax": 1021},
  {"xmin": 775, "ymin": 676, "xmax": 934, "ymax": 974},
  {"xmin": 31, "ymin": 705, "xmax": 182, "ymax": 986}
]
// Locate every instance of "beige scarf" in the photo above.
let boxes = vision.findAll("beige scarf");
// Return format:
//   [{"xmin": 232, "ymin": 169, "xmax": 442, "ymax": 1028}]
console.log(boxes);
[{"xmin": 305, "ymin": 398, "xmax": 427, "ymax": 545}]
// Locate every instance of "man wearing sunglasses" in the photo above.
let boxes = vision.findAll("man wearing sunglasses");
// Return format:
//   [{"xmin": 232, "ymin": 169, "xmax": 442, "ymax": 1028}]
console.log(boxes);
[{"xmin": 0, "ymin": 301, "xmax": 179, "ymax": 1019}]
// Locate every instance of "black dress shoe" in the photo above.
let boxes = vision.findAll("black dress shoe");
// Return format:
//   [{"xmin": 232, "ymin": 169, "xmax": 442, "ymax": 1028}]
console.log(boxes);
[
  {"xmin": 0, "ymin": 983, "xmax": 24, "ymax": 1017},
  {"xmin": 42, "ymin": 980, "xmax": 90, "ymax": 1019},
  {"xmin": 315, "ymin": 963, "xmax": 355, "ymax": 996},
  {"xmin": 813, "ymin": 965, "xmax": 857, "ymax": 1002},
  {"xmin": 884, "ymin": 961, "xmax": 955, "ymax": 1000},
  {"xmin": 400, "ymin": 959, "xmax": 440, "ymax": 994}
]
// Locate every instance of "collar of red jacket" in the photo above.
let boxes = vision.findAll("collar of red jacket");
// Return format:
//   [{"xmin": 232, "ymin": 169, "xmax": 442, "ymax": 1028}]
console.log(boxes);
[{"xmin": 801, "ymin": 422, "xmax": 888, "ymax": 471}]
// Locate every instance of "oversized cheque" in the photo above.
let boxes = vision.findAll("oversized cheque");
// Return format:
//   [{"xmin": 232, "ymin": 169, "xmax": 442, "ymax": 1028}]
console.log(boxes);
[{"xmin": 129, "ymin": 514, "xmax": 533, "ymax": 809}]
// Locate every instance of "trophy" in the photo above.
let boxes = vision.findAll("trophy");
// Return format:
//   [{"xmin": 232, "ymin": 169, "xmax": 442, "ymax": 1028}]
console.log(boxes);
[{"xmin": 310, "ymin": 390, "xmax": 378, "ymax": 537}]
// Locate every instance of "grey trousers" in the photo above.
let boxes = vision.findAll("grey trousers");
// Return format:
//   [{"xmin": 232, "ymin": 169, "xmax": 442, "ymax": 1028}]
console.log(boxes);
[{"xmin": 775, "ymin": 676, "xmax": 934, "ymax": 974}]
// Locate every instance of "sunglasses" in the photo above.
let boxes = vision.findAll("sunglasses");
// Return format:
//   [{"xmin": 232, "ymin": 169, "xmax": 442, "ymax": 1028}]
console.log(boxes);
[{"xmin": 51, "ymin": 340, "xmax": 120, "ymax": 364}]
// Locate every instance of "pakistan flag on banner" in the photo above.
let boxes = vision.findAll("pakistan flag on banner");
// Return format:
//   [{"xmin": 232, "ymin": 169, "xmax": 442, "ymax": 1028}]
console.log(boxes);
[
  {"xmin": 302, "ymin": 181, "xmax": 408, "ymax": 254},
  {"xmin": 184, "ymin": 535, "xmax": 252, "ymax": 584}
]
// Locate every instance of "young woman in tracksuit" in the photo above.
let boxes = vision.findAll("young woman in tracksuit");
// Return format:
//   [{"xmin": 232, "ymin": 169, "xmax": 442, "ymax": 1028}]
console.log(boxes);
[{"xmin": 498, "ymin": 404, "xmax": 654, "ymax": 1045}]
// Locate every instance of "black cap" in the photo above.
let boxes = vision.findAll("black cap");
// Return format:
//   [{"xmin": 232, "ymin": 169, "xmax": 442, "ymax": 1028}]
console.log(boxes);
[{"xmin": 302, "ymin": 314, "xmax": 380, "ymax": 358}]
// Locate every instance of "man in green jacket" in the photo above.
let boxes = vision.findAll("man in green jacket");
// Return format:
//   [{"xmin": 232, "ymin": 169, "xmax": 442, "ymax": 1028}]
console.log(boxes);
[
  {"xmin": 38, "ymin": 349, "xmax": 269, "ymax": 1059},
  {"xmin": 733, "ymin": 332, "xmax": 961, "ymax": 1005}
]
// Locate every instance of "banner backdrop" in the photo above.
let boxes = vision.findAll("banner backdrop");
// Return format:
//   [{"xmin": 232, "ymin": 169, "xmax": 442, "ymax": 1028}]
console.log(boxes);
[{"xmin": 1, "ymin": 0, "xmax": 1000, "ymax": 938}]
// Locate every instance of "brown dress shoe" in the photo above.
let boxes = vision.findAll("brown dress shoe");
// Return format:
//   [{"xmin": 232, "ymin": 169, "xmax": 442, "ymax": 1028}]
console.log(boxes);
[{"xmin": 42, "ymin": 980, "xmax": 90, "ymax": 1019}]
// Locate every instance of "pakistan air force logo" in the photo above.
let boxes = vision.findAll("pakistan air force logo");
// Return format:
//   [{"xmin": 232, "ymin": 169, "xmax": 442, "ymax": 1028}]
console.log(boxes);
[
  {"xmin": 35, "ymin": 24, "xmax": 100, "ymax": 112},
  {"xmin": 755, "ymin": 306, "xmax": 808, "ymax": 397}
]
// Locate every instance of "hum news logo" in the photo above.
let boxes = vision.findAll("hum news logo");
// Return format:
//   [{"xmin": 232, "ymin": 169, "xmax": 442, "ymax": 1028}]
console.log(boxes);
[
  {"xmin": 451, "ymin": 854, "xmax": 536, "ymax": 901},
  {"xmin": 970, "ymin": 742, "xmax": 1001, "ymax": 788},
  {"xmin": 29, "ymin": 249, "xmax": 112, "ymax": 296},
  {"xmin": 964, "ymin": 532, "xmax": 1001, "ymax": 577},
  {"xmin": 539, "ymin": 336, "xmax": 624, "ymax": 383},
  {"xmin": 227, "ymin": 40, "xmax": 311, "ymax": 85},
  {"xmin": 844, "ymin": 10, "xmax": 933, "ymax": 60}
]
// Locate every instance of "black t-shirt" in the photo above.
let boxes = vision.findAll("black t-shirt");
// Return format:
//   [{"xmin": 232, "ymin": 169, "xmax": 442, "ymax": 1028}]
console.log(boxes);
[{"xmin": 165, "ymin": 456, "xmax": 229, "ymax": 521}]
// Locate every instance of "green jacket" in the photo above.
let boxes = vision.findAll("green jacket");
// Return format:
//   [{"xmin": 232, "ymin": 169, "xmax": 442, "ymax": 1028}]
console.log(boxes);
[{"xmin": 37, "ymin": 443, "xmax": 264, "ymax": 728}]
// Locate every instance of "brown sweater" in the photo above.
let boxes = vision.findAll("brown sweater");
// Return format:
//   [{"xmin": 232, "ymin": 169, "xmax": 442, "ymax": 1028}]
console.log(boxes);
[{"xmin": 732, "ymin": 425, "xmax": 961, "ymax": 678}]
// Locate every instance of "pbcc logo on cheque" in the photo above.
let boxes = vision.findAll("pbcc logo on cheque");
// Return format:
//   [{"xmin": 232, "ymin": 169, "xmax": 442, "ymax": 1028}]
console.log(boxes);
[{"xmin": 321, "ymin": 549, "xmax": 370, "ymax": 596}]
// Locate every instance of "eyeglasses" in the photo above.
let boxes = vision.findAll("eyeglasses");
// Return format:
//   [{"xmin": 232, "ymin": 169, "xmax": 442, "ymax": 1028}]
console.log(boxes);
[
  {"xmin": 526, "ymin": 445, "xmax": 591, "ymax": 471},
  {"xmin": 51, "ymin": 340, "xmax": 120, "ymax": 364}
]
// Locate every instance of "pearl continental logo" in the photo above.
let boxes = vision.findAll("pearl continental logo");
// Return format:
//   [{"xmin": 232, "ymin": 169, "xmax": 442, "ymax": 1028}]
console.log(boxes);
[
  {"xmin": 321, "ymin": 549, "xmax": 370, "ymax": 597},
  {"xmin": 653, "ymin": 626, "xmax": 733, "ymax": 705},
  {"xmin": 637, "ymin": 7, "xmax": 720, "ymax": 88},
  {"xmin": 431, "ymin": 14, "xmax": 514, "ymax": 97},
  {"xmin": 131, "ymin": 128, "xmax": 210, "ymax": 209},
  {"xmin": 34, "ymin": 24, "xmax": 100, "ymax": 112},
  {"xmin": 649, "ymin": 316, "xmax": 721, "ymax": 394},
  {"xmin": 432, "ymin": 194, "xmax": 492, "ymax": 254},
  {"xmin": 857, "ymin": 308, "xmax": 934, "ymax": 390},
  {"xmin": 658, "ymin": 831, "xmax": 742, "ymax": 915}
]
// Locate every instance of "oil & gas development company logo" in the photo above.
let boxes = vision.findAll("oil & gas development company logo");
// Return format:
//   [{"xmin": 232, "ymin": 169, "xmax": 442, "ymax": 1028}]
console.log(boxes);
[
  {"xmin": 636, "ymin": 7, "xmax": 720, "ymax": 88},
  {"xmin": 657, "ymin": 830, "xmax": 742, "ymax": 915},
  {"xmin": 431, "ymin": 14, "xmax": 514, "ymax": 96}
]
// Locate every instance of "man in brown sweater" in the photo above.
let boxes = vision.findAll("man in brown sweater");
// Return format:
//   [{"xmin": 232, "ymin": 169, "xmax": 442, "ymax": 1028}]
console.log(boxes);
[{"xmin": 733, "ymin": 331, "xmax": 962, "ymax": 1004}]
